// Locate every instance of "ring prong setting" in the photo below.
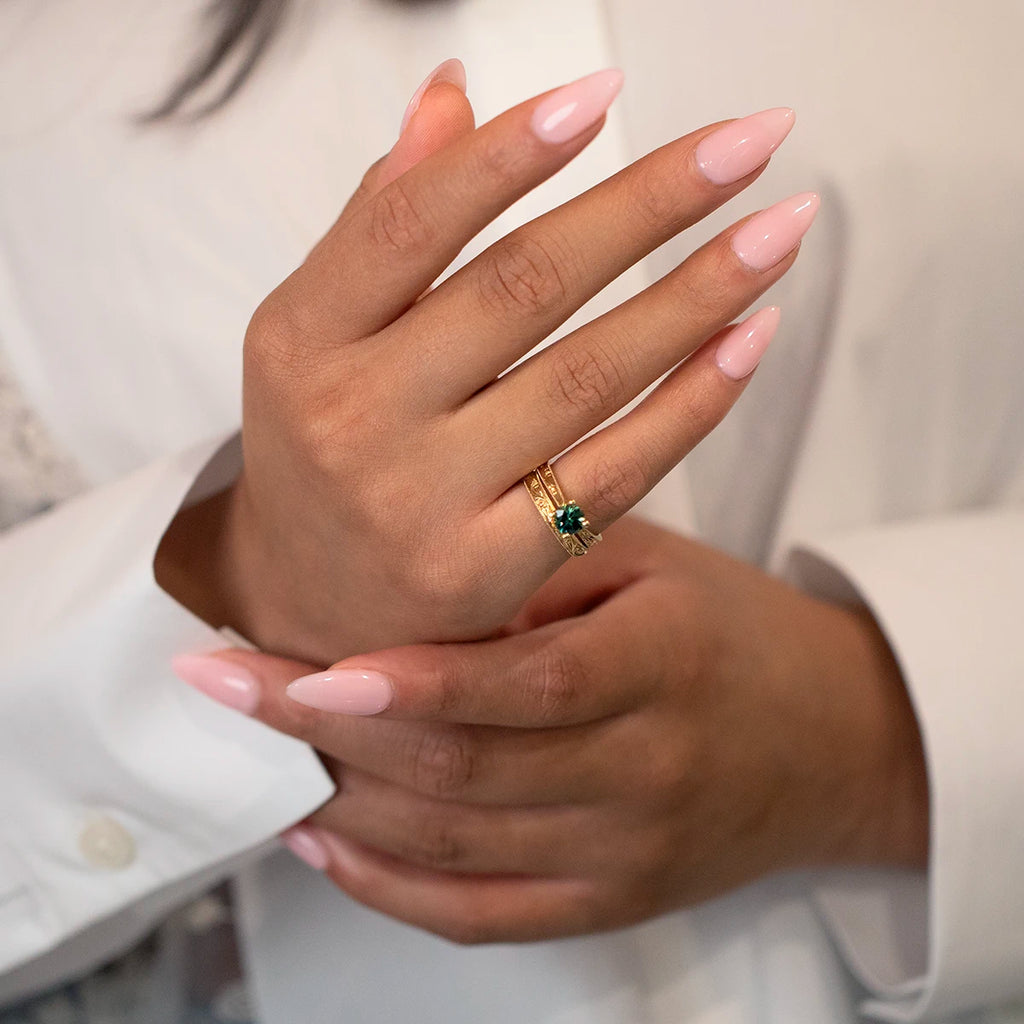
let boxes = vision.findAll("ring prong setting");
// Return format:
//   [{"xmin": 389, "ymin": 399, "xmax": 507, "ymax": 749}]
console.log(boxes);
[{"xmin": 554, "ymin": 503, "xmax": 586, "ymax": 535}]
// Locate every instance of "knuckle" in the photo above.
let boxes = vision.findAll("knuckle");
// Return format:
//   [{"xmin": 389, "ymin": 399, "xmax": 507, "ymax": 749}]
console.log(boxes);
[
  {"xmin": 293, "ymin": 400, "xmax": 343, "ymax": 469},
  {"xmin": 547, "ymin": 341, "xmax": 627, "ymax": 418},
  {"xmin": 478, "ymin": 233, "xmax": 570, "ymax": 321},
  {"xmin": 576, "ymin": 452, "xmax": 649, "ymax": 523},
  {"xmin": 429, "ymin": 651, "xmax": 472, "ymax": 718},
  {"xmin": 627, "ymin": 162, "xmax": 685, "ymax": 234},
  {"xmin": 244, "ymin": 295, "xmax": 310, "ymax": 382},
  {"xmin": 369, "ymin": 179, "xmax": 434, "ymax": 255},
  {"xmin": 474, "ymin": 134, "xmax": 531, "ymax": 191},
  {"xmin": 406, "ymin": 812, "xmax": 467, "ymax": 871},
  {"xmin": 410, "ymin": 727, "xmax": 477, "ymax": 800},
  {"xmin": 518, "ymin": 639, "xmax": 588, "ymax": 725},
  {"xmin": 668, "ymin": 253, "xmax": 736, "ymax": 330},
  {"xmin": 677, "ymin": 372, "xmax": 725, "ymax": 442}
]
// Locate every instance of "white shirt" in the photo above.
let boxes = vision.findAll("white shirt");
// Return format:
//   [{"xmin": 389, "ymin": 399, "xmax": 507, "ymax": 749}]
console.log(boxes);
[{"xmin": 1, "ymin": 0, "xmax": 1022, "ymax": 1021}]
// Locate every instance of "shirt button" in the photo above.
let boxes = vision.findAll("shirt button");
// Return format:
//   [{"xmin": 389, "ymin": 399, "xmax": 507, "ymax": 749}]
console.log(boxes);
[{"xmin": 78, "ymin": 815, "xmax": 136, "ymax": 870}]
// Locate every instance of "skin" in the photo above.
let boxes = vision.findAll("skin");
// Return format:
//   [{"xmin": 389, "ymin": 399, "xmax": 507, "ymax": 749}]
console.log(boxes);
[
  {"xmin": 163, "ymin": 76, "xmax": 929, "ymax": 941},
  {"xmin": 157, "ymin": 74, "xmax": 801, "ymax": 665},
  {"xmin": 212, "ymin": 515, "xmax": 929, "ymax": 944}
]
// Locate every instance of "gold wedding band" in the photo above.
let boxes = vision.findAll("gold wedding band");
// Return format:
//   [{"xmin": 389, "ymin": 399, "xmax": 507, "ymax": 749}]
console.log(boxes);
[{"xmin": 523, "ymin": 462, "xmax": 602, "ymax": 557}]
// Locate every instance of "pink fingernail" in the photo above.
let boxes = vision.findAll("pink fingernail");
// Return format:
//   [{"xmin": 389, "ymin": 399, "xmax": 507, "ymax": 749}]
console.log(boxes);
[
  {"xmin": 286, "ymin": 669, "xmax": 394, "ymax": 715},
  {"xmin": 696, "ymin": 107, "xmax": 795, "ymax": 186},
  {"xmin": 715, "ymin": 306, "xmax": 781, "ymax": 380},
  {"xmin": 530, "ymin": 68, "xmax": 624, "ymax": 144},
  {"xmin": 280, "ymin": 826, "xmax": 330, "ymax": 871},
  {"xmin": 400, "ymin": 58, "xmax": 467, "ymax": 134},
  {"xmin": 731, "ymin": 191, "xmax": 820, "ymax": 272},
  {"xmin": 172, "ymin": 654, "xmax": 259, "ymax": 716}
]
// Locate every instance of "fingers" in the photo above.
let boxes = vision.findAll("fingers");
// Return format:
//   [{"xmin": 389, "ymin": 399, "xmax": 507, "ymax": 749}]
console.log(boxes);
[
  {"xmin": 308, "ymin": 768, "xmax": 589, "ymax": 875},
  {"xmin": 400, "ymin": 107, "xmax": 796, "ymax": 406},
  {"xmin": 284, "ymin": 69, "xmax": 623, "ymax": 343},
  {"xmin": 467, "ymin": 194, "xmax": 815, "ymax": 490},
  {"xmin": 289, "ymin": 586, "xmax": 661, "ymax": 728},
  {"xmin": 171, "ymin": 581, "xmax": 664, "ymax": 804},
  {"xmin": 548, "ymin": 305, "xmax": 784, "ymax": 534},
  {"xmin": 303, "ymin": 829, "xmax": 600, "ymax": 944}
]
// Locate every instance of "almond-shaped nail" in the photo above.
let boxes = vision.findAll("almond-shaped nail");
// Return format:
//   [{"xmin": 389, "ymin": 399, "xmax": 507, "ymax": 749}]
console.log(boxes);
[
  {"xmin": 530, "ymin": 68, "xmax": 624, "ymax": 144},
  {"xmin": 731, "ymin": 191, "xmax": 820, "ymax": 272},
  {"xmin": 172, "ymin": 654, "xmax": 259, "ymax": 716},
  {"xmin": 696, "ymin": 107, "xmax": 795, "ymax": 185},
  {"xmin": 280, "ymin": 826, "xmax": 330, "ymax": 871},
  {"xmin": 716, "ymin": 306, "xmax": 781, "ymax": 380},
  {"xmin": 400, "ymin": 58, "xmax": 467, "ymax": 134},
  {"xmin": 286, "ymin": 669, "xmax": 394, "ymax": 716}
]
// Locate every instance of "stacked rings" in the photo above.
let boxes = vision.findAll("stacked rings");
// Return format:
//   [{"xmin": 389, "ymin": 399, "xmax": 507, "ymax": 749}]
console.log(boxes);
[{"xmin": 523, "ymin": 462, "xmax": 602, "ymax": 557}]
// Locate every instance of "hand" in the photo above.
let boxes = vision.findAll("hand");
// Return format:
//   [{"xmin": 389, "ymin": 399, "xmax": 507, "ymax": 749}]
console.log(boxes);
[
  {"xmin": 181, "ymin": 517, "xmax": 929, "ymax": 944},
  {"xmin": 158, "ymin": 61, "xmax": 813, "ymax": 664}
]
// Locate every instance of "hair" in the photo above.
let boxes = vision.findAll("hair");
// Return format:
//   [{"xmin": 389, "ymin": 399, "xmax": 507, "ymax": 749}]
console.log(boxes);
[{"xmin": 144, "ymin": 0, "xmax": 292, "ymax": 121}]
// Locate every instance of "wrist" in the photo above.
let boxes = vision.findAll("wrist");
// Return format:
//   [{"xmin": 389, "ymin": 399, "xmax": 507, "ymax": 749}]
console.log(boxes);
[
  {"xmin": 822, "ymin": 607, "xmax": 931, "ymax": 870},
  {"xmin": 153, "ymin": 484, "xmax": 242, "ymax": 630}
]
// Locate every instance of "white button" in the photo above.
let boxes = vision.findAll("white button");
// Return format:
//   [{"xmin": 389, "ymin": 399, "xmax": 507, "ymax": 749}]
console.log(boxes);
[{"xmin": 78, "ymin": 815, "xmax": 136, "ymax": 870}]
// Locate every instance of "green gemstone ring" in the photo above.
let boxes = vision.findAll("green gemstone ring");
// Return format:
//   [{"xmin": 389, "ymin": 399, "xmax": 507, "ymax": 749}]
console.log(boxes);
[{"xmin": 523, "ymin": 463, "xmax": 602, "ymax": 557}]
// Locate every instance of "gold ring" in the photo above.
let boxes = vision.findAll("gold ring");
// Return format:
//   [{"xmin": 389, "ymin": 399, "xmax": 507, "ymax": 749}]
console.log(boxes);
[{"xmin": 523, "ymin": 462, "xmax": 602, "ymax": 557}]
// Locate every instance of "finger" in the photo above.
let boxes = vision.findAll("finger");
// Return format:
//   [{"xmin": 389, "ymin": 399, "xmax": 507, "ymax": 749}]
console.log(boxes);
[
  {"xmin": 308, "ymin": 768, "xmax": 592, "ymax": 875},
  {"xmin": 542, "ymin": 305, "xmax": 783, "ymax": 534},
  {"xmin": 172, "ymin": 585, "xmax": 660, "ymax": 805},
  {"xmin": 286, "ymin": 583, "xmax": 664, "ymax": 728},
  {"xmin": 171, "ymin": 645, "xmax": 609, "ymax": 801},
  {"xmin": 284, "ymin": 69, "xmax": 624, "ymax": 342},
  {"xmin": 466, "ymin": 195, "xmax": 814, "ymax": 489},
  {"xmin": 308, "ymin": 829, "xmax": 601, "ymax": 944},
  {"xmin": 334, "ymin": 60, "xmax": 476, "ymax": 217},
  {"xmin": 382, "ymin": 66, "xmax": 476, "ymax": 187},
  {"xmin": 399, "ymin": 107, "xmax": 796, "ymax": 405},
  {"xmin": 504, "ymin": 515, "xmax": 673, "ymax": 632}
]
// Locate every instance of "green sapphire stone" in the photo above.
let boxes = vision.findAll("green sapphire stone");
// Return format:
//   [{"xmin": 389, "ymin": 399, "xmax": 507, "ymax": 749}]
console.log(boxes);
[{"xmin": 554, "ymin": 503, "xmax": 585, "ymax": 535}]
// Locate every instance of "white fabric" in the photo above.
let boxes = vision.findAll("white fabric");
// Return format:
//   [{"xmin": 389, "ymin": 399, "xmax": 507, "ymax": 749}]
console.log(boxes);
[{"xmin": 0, "ymin": 0, "xmax": 1022, "ymax": 1021}]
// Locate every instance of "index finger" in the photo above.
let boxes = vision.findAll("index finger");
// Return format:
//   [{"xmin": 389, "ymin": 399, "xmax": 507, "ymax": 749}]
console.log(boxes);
[
  {"xmin": 283, "ymin": 68, "xmax": 625, "ymax": 342},
  {"xmin": 173, "ymin": 582, "xmax": 656, "ymax": 734},
  {"xmin": 284, "ymin": 582, "xmax": 661, "ymax": 728}
]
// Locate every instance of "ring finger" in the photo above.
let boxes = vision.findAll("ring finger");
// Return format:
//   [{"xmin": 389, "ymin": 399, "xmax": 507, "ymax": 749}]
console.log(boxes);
[
  {"xmin": 309, "ymin": 766, "xmax": 599, "ymax": 877},
  {"xmin": 476, "ymin": 194, "xmax": 818, "ymax": 493}
]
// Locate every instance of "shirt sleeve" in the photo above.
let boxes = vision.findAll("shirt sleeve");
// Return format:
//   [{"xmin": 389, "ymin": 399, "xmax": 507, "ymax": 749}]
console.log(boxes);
[
  {"xmin": 783, "ymin": 509, "xmax": 1024, "ymax": 1021},
  {"xmin": 0, "ymin": 434, "xmax": 334, "ymax": 1004}
]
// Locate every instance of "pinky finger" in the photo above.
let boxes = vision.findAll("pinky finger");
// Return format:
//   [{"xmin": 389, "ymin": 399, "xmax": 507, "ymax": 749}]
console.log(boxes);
[
  {"xmin": 291, "ymin": 827, "xmax": 600, "ymax": 944},
  {"xmin": 554, "ymin": 306, "xmax": 781, "ymax": 532}
]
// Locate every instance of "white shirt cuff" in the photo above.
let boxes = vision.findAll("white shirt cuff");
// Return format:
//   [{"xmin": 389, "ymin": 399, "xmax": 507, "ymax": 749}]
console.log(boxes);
[
  {"xmin": 0, "ymin": 434, "xmax": 333, "ymax": 999},
  {"xmin": 785, "ymin": 509, "xmax": 1024, "ymax": 1020}
]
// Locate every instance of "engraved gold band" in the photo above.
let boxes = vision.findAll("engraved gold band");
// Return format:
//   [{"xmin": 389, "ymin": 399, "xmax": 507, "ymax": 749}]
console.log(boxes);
[{"xmin": 523, "ymin": 462, "xmax": 602, "ymax": 557}]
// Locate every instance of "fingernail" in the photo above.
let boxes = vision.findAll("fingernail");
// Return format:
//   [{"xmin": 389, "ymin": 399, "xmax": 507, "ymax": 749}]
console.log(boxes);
[
  {"xmin": 172, "ymin": 654, "xmax": 259, "ymax": 716},
  {"xmin": 280, "ymin": 826, "xmax": 330, "ymax": 871},
  {"xmin": 731, "ymin": 191, "xmax": 820, "ymax": 272},
  {"xmin": 696, "ymin": 107, "xmax": 795, "ymax": 185},
  {"xmin": 715, "ymin": 306, "xmax": 781, "ymax": 380},
  {"xmin": 286, "ymin": 669, "xmax": 394, "ymax": 715},
  {"xmin": 400, "ymin": 58, "xmax": 467, "ymax": 134},
  {"xmin": 530, "ymin": 68, "xmax": 624, "ymax": 144}
]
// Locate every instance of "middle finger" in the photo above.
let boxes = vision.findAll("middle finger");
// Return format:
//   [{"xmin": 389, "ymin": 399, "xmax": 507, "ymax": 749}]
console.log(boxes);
[{"xmin": 397, "ymin": 107, "xmax": 795, "ymax": 404}]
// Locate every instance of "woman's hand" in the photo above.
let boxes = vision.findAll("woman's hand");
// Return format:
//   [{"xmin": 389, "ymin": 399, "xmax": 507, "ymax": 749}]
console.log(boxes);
[
  {"xmin": 160, "ymin": 61, "xmax": 814, "ymax": 665},
  {"xmin": 175, "ymin": 517, "xmax": 929, "ymax": 943}
]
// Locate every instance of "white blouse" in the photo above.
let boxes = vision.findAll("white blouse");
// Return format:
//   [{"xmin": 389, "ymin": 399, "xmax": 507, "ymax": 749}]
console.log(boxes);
[{"xmin": 1, "ymin": 0, "xmax": 1023, "ymax": 1022}]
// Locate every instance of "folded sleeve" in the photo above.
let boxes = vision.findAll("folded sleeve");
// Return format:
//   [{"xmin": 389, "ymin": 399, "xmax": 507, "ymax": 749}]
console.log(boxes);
[
  {"xmin": 0, "ymin": 434, "xmax": 334, "ymax": 1003},
  {"xmin": 783, "ymin": 509, "xmax": 1024, "ymax": 1021}
]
